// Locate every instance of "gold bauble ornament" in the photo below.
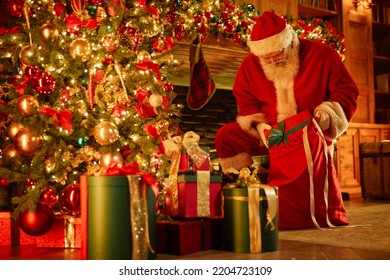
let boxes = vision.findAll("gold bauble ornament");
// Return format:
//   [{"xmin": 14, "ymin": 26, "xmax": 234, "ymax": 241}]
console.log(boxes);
[
  {"xmin": 101, "ymin": 34, "xmax": 119, "ymax": 53},
  {"xmin": 149, "ymin": 93, "xmax": 163, "ymax": 107},
  {"xmin": 7, "ymin": 122, "xmax": 25, "ymax": 139},
  {"xmin": 19, "ymin": 45, "xmax": 35, "ymax": 66},
  {"xmin": 155, "ymin": 120, "xmax": 169, "ymax": 135},
  {"xmin": 95, "ymin": 7, "xmax": 107, "ymax": 25},
  {"xmin": 14, "ymin": 128, "xmax": 42, "ymax": 156},
  {"xmin": 100, "ymin": 150, "xmax": 124, "ymax": 167},
  {"xmin": 137, "ymin": 50, "xmax": 151, "ymax": 62},
  {"xmin": 16, "ymin": 94, "xmax": 39, "ymax": 116},
  {"xmin": 40, "ymin": 22, "xmax": 59, "ymax": 42},
  {"xmin": 2, "ymin": 144, "xmax": 20, "ymax": 158},
  {"xmin": 69, "ymin": 38, "xmax": 92, "ymax": 62},
  {"xmin": 93, "ymin": 121, "xmax": 119, "ymax": 146}
]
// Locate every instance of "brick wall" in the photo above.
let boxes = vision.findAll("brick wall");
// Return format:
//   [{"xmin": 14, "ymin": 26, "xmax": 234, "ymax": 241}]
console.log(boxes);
[{"xmin": 173, "ymin": 85, "xmax": 237, "ymax": 159}]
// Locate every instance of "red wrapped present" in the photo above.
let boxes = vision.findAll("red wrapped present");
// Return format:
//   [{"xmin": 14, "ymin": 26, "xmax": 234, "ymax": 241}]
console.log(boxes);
[
  {"xmin": 19, "ymin": 230, "xmax": 37, "ymax": 245},
  {"xmin": 36, "ymin": 215, "xmax": 81, "ymax": 248},
  {"xmin": 193, "ymin": 146, "xmax": 211, "ymax": 171},
  {"xmin": 209, "ymin": 217, "xmax": 226, "ymax": 250},
  {"xmin": 0, "ymin": 211, "xmax": 11, "ymax": 246},
  {"xmin": 156, "ymin": 219, "xmax": 211, "ymax": 255},
  {"xmin": 166, "ymin": 172, "xmax": 222, "ymax": 218},
  {"xmin": 0, "ymin": 211, "xmax": 36, "ymax": 246}
]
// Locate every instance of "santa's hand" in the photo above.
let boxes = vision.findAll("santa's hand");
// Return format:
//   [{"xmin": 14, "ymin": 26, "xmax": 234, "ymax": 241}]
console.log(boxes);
[
  {"xmin": 314, "ymin": 110, "xmax": 330, "ymax": 131},
  {"xmin": 256, "ymin": 123, "xmax": 272, "ymax": 148}
]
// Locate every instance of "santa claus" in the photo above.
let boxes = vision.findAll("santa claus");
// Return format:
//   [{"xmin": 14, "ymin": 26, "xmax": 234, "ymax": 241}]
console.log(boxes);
[{"xmin": 215, "ymin": 11, "xmax": 359, "ymax": 229}]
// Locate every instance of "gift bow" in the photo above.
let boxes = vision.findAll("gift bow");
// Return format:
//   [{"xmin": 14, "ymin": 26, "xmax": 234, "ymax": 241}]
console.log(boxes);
[
  {"xmin": 268, "ymin": 119, "xmax": 311, "ymax": 147},
  {"xmin": 182, "ymin": 131, "xmax": 209, "ymax": 168},
  {"xmin": 105, "ymin": 162, "xmax": 157, "ymax": 197},
  {"xmin": 162, "ymin": 136, "xmax": 183, "ymax": 215},
  {"xmin": 65, "ymin": 14, "xmax": 98, "ymax": 31},
  {"xmin": 136, "ymin": 60, "xmax": 161, "ymax": 80},
  {"xmin": 39, "ymin": 107, "xmax": 73, "ymax": 133},
  {"xmin": 0, "ymin": 26, "xmax": 21, "ymax": 35}
]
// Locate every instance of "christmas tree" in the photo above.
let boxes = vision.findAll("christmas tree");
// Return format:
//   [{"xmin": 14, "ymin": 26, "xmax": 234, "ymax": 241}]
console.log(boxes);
[
  {"xmin": 0, "ymin": 0, "xmax": 262, "ymax": 218},
  {"xmin": 0, "ymin": 0, "xmax": 345, "ymax": 223}
]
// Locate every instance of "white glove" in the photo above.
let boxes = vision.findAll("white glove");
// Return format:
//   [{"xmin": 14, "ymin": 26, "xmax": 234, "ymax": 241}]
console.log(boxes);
[
  {"xmin": 315, "ymin": 110, "xmax": 330, "ymax": 131},
  {"xmin": 256, "ymin": 123, "xmax": 272, "ymax": 148}
]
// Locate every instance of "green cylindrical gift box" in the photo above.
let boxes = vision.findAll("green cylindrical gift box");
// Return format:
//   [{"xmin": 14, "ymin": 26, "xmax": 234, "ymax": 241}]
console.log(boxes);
[
  {"xmin": 87, "ymin": 175, "xmax": 157, "ymax": 260},
  {"xmin": 223, "ymin": 185, "xmax": 278, "ymax": 253}
]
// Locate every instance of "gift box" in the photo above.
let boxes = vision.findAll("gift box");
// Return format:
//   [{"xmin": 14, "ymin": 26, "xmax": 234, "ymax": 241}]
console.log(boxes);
[
  {"xmin": 80, "ymin": 173, "xmax": 157, "ymax": 260},
  {"xmin": 0, "ymin": 211, "xmax": 12, "ymax": 246},
  {"xmin": 209, "ymin": 216, "xmax": 226, "ymax": 250},
  {"xmin": 167, "ymin": 172, "xmax": 222, "ymax": 218},
  {"xmin": 156, "ymin": 219, "xmax": 211, "ymax": 255},
  {"xmin": 223, "ymin": 184, "xmax": 278, "ymax": 253},
  {"xmin": 36, "ymin": 215, "xmax": 81, "ymax": 248},
  {"xmin": 0, "ymin": 211, "xmax": 37, "ymax": 246},
  {"xmin": 193, "ymin": 146, "xmax": 211, "ymax": 171}
]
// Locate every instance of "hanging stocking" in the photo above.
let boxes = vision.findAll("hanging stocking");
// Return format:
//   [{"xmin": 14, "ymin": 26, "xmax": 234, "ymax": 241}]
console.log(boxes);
[{"xmin": 186, "ymin": 36, "xmax": 216, "ymax": 110}]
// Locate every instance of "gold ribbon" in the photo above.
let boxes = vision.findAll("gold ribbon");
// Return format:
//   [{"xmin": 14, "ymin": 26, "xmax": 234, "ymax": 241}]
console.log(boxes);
[
  {"xmin": 64, "ymin": 216, "xmax": 75, "ymax": 248},
  {"xmin": 127, "ymin": 175, "xmax": 155, "ymax": 260},
  {"xmin": 248, "ymin": 184, "xmax": 277, "ymax": 253},
  {"xmin": 196, "ymin": 171, "xmax": 210, "ymax": 216},
  {"xmin": 248, "ymin": 186, "xmax": 261, "ymax": 253},
  {"xmin": 182, "ymin": 131, "xmax": 209, "ymax": 168},
  {"xmin": 162, "ymin": 136, "xmax": 182, "ymax": 215}
]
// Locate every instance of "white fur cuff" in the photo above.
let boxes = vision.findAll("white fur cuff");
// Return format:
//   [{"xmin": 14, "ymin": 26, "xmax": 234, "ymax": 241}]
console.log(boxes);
[
  {"xmin": 236, "ymin": 113, "xmax": 268, "ymax": 139},
  {"xmin": 314, "ymin": 101, "xmax": 349, "ymax": 141}
]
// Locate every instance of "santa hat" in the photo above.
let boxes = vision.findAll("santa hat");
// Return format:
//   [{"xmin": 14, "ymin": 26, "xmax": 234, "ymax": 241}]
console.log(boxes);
[{"xmin": 247, "ymin": 11, "xmax": 293, "ymax": 56}]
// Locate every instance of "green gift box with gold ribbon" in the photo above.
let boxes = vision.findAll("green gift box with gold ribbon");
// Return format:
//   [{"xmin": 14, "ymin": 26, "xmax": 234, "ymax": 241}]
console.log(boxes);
[
  {"xmin": 223, "ymin": 184, "xmax": 278, "ymax": 253},
  {"xmin": 80, "ymin": 174, "xmax": 157, "ymax": 260}
]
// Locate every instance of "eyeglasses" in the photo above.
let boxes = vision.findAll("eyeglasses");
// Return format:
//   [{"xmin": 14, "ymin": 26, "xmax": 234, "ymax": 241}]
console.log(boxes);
[{"xmin": 260, "ymin": 48, "xmax": 287, "ymax": 65}]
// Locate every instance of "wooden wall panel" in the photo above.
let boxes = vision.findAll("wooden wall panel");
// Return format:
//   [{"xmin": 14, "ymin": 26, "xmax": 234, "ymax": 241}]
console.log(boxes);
[{"xmin": 336, "ymin": 128, "xmax": 360, "ymax": 193}]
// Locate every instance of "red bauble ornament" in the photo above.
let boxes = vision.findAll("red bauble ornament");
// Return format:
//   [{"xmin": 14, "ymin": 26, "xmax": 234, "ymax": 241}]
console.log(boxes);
[
  {"xmin": 0, "ymin": 177, "xmax": 10, "ymax": 187},
  {"xmin": 0, "ymin": 99, "xmax": 7, "ymax": 121},
  {"xmin": 71, "ymin": 0, "xmax": 87, "ymax": 14},
  {"xmin": 31, "ymin": 72, "xmax": 56, "ymax": 95},
  {"xmin": 198, "ymin": 24, "xmax": 208, "ymax": 34},
  {"xmin": 24, "ymin": 65, "xmax": 41, "ymax": 78},
  {"xmin": 40, "ymin": 187, "xmax": 59, "ymax": 207},
  {"xmin": 121, "ymin": 144, "xmax": 132, "ymax": 158},
  {"xmin": 60, "ymin": 87, "xmax": 71, "ymax": 103},
  {"xmin": 194, "ymin": 14, "xmax": 203, "ymax": 24},
  {"xmin": 7, "ymin": 0, "xmax": 24, "ymax": 17},
  {"xmin": 111, "ymin": 104, "xmax": 128, "ymax": 119},
  {"xmin": 24, "ymin": 178, "xmax": 35, "ymax": 187},
  {"xmin": 61, "ymin": 183, "xmax": 80, "ymax": 214},
  {"xmin": 164, "ymin": 82, "xmax": 174, "ymax": 92},
  {"xmin": 118, "ymin": 24, "xmax": 143, "ymax": 51},
  {"xmin": 19, "ymin": 202, "xmax": 55, "ymax": 236}
]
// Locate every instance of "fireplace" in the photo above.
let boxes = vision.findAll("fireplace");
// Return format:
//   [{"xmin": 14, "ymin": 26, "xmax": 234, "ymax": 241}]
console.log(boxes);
[{"xmin": 172, "ymin": 85, "xmax": 238, "ymax": 160}]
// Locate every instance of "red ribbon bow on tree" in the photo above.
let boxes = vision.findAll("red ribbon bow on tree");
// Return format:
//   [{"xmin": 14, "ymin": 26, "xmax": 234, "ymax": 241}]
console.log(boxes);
[
  {"xmin": 0, "ymin": 26, "xmax": 21, "ymax": 35},
  {"xmin": 136, "ymin": 60, "xmax": 161, "ymax": 80},
  {"xmin": 65, "ymin": 14, "xmax": 98, "ymax": 32},
  {"xmin": 39, "ymin": 107, "xmax": 73, "ymax": 133}
]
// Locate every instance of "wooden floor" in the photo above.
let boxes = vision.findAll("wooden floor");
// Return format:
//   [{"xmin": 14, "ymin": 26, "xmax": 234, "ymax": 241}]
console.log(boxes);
[{"xmin": 1, "ymin": 196, "xmax": 389, "ymax": 260}]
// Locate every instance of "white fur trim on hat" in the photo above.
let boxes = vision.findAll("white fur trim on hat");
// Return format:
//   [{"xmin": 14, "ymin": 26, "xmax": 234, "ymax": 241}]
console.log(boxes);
[{"xmin": 247, "ymin": 25, "xmax": 294, "ymax": 57}]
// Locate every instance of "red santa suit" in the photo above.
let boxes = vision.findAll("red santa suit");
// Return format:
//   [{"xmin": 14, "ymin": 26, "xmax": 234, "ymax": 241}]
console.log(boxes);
[{"xmin": 215, "ymin": 11, "xmax": 359, "ymax": 229}]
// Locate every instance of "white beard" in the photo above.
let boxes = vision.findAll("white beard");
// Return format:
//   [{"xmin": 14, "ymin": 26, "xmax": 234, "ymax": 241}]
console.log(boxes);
[{"xmin": 260, "ymin": 44, "xmax": 300, "ymax": 122}]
